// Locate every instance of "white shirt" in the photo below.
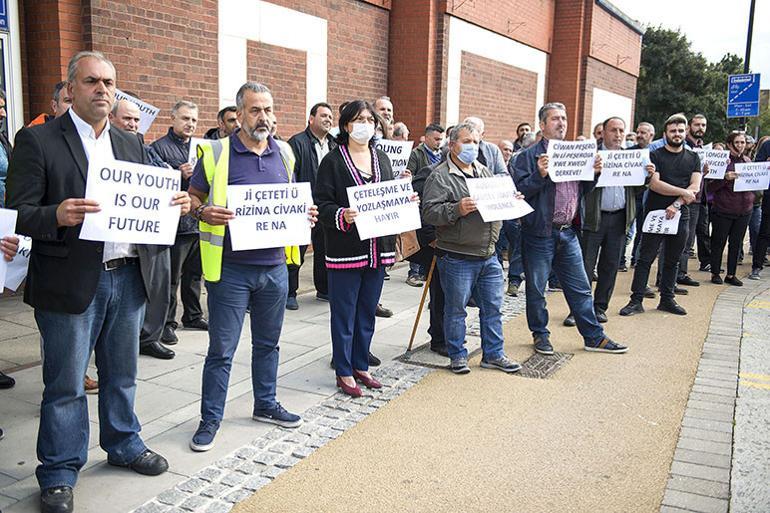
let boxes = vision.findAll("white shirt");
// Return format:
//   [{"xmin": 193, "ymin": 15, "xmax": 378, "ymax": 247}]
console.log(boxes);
[{"xmin": 69, "ymin": 109, "xmax": 138, "ymax": 262}]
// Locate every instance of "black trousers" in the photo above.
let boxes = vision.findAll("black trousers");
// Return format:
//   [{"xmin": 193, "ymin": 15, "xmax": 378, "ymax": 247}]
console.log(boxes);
[
  {"xmin": 632, "ymin": 209, "xmax": 689, "ymax": 303},
  {"xmin": 288, "ymin": 225, "xmax": 328, "ymax": 297},
  {"xmin": 428, "ymin": 259, "xmax": 445, "ymax": 347},
  {"xmin": 166, "ymin": 233, "xmax": 203, "ymax": 328},
  {"xmin": 695, "ymin": 202, "xmax": 711, "ymax": 266},
  {"xmin": 140, "ymin": 247, "xmax": 171, "ymax": 348},
  {"xmin": 710, "ymin": 211, "xmax": 750, "ymax": 277},
  {"xmin": 582, "ymin": 210, "xmax": 626, "ymax": 312},
  {"xmin": 752, "ymin": 193, "xmax": 770, "ymax": 271}
]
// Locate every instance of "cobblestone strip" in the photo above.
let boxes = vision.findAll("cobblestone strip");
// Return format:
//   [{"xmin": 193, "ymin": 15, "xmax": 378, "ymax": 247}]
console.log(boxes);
[
  {"xmin": 659, "ymin": 281, "xmax": 768, "ymax": 513},
  {"xmin": 467, "ymin": 291, "xmax": 525, "ymax": 337},
  {"xmin": 130, "ymin": 362, "xmax": 432, "ymax": 513}
]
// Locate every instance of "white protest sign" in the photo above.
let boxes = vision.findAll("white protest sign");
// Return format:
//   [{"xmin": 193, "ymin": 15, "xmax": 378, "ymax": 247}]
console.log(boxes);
[
  {"xmin": 347, "ymin": 178, "xmax": 421, "ymax": 241},
  {"xmin": 188, "ymin": 137, "xmax": 207, "ymax": 167},
  {"xmin": 693, "ymin": 149, "xmax": 730, "ymax": 179},
  {"xmin": 596, "ymin": 149, "xmax": 649, "ymax": 187},
  {"xmin": 465, "ymin": 176, "xmax": 533, "ymax": 222},
  {"xmin": 4, "ymin": 235, "xmax": 31, "ymax": 292},
  {"xmin": 114, "ymin": 89, "xmax": 160, "ymax": 135},
  {"xmin": 546, "ymin": 140, "xmax": 597, "ymax": 182},
  {"xmin": 80, "ymin": 159, "xmax": 181, "ymax": 245},
  {"xmin": 0, "ymin": 209, "xmax": 18, "ymax": 289},
  {"xmin": 375, "ymin": 140, "xmax": 414, "ymax": 174},
  {"xmin": 226, "ymin": 183, "xmax": 313, "ymax": 251},
  {"xmin": 734, "ymin": 162, "xmax": 770, "ymax": 192},
  {"xmin": 642, "ymin": 209, "xmax": 681, "ymax": 235}
]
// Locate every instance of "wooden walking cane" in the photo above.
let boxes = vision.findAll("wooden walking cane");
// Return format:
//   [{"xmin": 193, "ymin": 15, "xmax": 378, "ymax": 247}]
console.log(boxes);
[{"xmin": 406, "ymin": 255, "xmax": 437, "ymax": 352}]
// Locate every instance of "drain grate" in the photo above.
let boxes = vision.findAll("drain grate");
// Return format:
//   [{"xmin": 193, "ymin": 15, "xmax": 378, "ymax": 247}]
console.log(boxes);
[{"xmin": 516, "ymin": 352, "xmax": 573, "ymax": 379}]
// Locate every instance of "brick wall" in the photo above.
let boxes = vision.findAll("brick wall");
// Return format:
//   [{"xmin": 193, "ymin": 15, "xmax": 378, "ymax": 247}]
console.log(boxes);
[
  {"xmin": 458, "ymin": 51, "xmax": 538, "ymax": 143},
  {"xmin": 588, "ymin": 3, "xmax": 641, "ymax": 78},
  {"xmin": 446, "ymin": 0, "xmax": 555, "ymax": 53},
  {"xmin": 580, "ymin": 56, "xmax": 637, "ymax": 135},
  {"xmin": 247, "ymin": 41, "xmax": 307, "ymax": 140}
]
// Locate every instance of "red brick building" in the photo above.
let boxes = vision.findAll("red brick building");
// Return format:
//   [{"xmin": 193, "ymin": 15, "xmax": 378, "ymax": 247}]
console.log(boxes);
[{"xmin": 2, "ymin": 0, "xmax": 642, "ymax": 144}]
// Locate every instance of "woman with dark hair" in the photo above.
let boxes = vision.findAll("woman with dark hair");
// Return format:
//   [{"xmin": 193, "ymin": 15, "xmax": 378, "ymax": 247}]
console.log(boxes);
[
  {"xmin": 708, "ymin": 131, "xmax": 754, "ymax": 286},
  {"xmin": 313, "ymin": 100, "xmax": 397, "ymax": 397}
]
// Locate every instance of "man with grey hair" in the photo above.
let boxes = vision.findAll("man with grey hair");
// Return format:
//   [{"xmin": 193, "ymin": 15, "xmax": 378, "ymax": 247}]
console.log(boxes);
[
  {"xmin": 628, "ymin": 121, "xmax": 655, "ymax": 268},
  {"xmin": 392, "ymin": 121, "xmax": 409, "ymax": 141},
  {"xmin": 498, "ymin": 139, "xmax": 514, "ymax": 165},
  {"xmin": 422, "ymin": 122, "xmax": 522, "ymax": 374},
  {"xmin": 151, "ymin": 99, "xmax": 207, "ymax": 354},
  {"xmin": 28, "ymin": 81, "xmax": 72, "ymax": 126},
  {"xmin": 186, "ymin": 82, "xmax": 318, "ymax": 451},
  {"xmin": 7, "ymin": 50, "xmax": 190, "ymax": 513},
  {"xmin": 513, "ymin": 102, "xmax": 627, "ymax": 355},
  {"xmin": 374, "ymin": 95, "xmax": 394, "ymax": 125},
  {"xmin": 462, "ymin": 116, "xmax": 507, "ymax": 175}
]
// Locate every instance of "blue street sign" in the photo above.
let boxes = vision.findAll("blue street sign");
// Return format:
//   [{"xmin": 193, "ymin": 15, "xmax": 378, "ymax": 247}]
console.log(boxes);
[
  {"xmin": 727, "ymin": 73, "xmax": 761, "ymax": 118},
  {"xmin": 0, "ymin": 0, "xmax": 7, "ymax": 32}
]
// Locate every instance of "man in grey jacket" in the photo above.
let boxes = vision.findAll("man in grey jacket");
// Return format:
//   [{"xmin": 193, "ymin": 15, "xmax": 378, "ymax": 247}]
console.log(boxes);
[
  {"xmin": 422, "ymin": 122, "xmax": 522, "ymax": 375},
  {"xmin": 463, "ymin": 116, "xmax": 507, "ymax": 176}
]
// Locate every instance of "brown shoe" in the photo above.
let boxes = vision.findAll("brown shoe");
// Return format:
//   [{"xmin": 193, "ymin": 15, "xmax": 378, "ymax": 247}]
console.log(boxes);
[{"xmin": 84, "ymin": 375, "xmax": 99, "ymax": 395}]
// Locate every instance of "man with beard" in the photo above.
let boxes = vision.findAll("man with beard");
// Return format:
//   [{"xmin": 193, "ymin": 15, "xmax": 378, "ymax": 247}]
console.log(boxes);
[
  {"xmin": 186, "ymin": 82, "xmax": 318, "ymax": 451},
  {"xmin": 286, "ymin": 102, "xmax": 336, "ymax": 309},
  {"xmin": 620, "ymin": 114, "xmax": 701, "ymax": 317}
]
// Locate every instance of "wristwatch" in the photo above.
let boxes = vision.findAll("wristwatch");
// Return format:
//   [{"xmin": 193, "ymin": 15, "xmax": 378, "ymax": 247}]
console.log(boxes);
[
  {"xmin": 672, "ymin": 200, "xmax": 682, "ymax": 210},
  {"xmin": 193, "ymin": 204, "xmax": 208, "ymax": 220}
]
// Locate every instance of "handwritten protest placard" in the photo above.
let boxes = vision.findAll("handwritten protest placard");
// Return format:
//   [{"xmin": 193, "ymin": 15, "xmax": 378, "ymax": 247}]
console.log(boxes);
[
  {"xmin": 465, "ymin": 176, "xmax": 533, "ymax": 222},
  {"xmin": 546, "ymin": 140, "xmax": 597, "ymax": 182},
  {"xmin": 80, "ymin": 159, "xmax": 181, "ymax": 245},
  {"xmin": 693, "ymin": 148, "xmax": 730, "ymax": 180},
  {"xmin": 0, "ymin": 209, "xmax": 18, "ymax": 289},
  {"xmin": 596, "ymin": 149, "xmax": 650, "ymax": 187},
  {"xmin": 375, "ymin": 140, "xmax": 414, "ymax": 175},
  {"xmin": 642, "ymin": 209, "xmax": 681, "ymax": 235},
  {"xmin": 3, "ymin": 235, "xmax": 31, "ymax": 292},
  {"xmin": 188, "ymin": 137, "xmax": 207, "ymax": 167},
  {"xmin": 347, "ymin": 178, "xmax": 421, "ymax": 240},
  {"xmin": 114, "ymin": 89, "xmax": 160, "ymax": 135},
  {"xmin": 733, "ymin": 162, "xmax": 770, "ymax": 192},
  {"xmin": 226, "ymin": 183, "xmax": 313, "ymax": 251}
]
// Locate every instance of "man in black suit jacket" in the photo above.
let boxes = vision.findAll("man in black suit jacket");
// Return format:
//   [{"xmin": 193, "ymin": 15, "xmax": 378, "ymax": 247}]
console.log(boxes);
[{"xmin": 6, "ymin": 51, "xmax": 190, "ymax": 513}]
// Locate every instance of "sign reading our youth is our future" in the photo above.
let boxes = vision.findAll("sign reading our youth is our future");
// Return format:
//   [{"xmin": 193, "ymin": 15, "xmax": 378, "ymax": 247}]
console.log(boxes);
[
  {"xmin": 596, "ymin": 148, "xmax": 650, "ymax": 187},
  {"xmin": 734, "ymin": 162, "xmax": 770, "ymax": 192},
  {"xmin": 80, "ymin": 159, "xmax": 181, "ymax": 245},
  {"xmin": 546, "ymin": 140, "xmax": 597, "ymax": 182},
  {"xmin": 226, "ymin": 182, "xmax": 313, "ymax": 251},
  {"xmin": 375, "ymin": 140, "xmax": 414, "ymax": 174},
  {"xmin": 346, "ymin": 178, "xmax": 421, "ymax": 240},
  {"xmin": 465, "ymin": 176, "xmax": 533, "ymax": 222}
]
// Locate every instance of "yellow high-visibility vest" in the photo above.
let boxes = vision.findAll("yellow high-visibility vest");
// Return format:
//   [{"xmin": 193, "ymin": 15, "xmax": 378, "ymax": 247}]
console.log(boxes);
[{"xmin": 197, "ymin": 137, "xmax": 300, "ymax": 283}]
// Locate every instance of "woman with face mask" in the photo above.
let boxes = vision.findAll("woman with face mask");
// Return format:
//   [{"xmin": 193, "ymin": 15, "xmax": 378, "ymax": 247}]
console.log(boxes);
[
  {"xmin": 313, "ymin": 100, "xmax": 397, "ymax": 396},
  {"xmin": 708, "ymin": 131, "xmax": 754, "ymax": 286}
]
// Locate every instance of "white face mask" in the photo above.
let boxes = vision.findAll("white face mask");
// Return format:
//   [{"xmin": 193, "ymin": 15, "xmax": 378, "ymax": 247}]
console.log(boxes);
[{"xmin": 350, "ymin": 122, "xmax": 375, "ymax": 144}]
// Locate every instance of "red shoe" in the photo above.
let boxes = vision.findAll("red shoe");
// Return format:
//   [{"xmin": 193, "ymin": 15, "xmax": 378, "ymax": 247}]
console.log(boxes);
[
  {"xmin": 352, "ymin": 370, "xmax": 382, "ymax": 389},
  {"xmin": 336, "ymin": 376, "xmax": 363, "ymax": 397}
]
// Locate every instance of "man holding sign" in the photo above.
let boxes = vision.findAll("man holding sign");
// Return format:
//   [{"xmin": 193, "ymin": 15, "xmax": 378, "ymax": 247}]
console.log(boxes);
[
  {"xmin": 422, "ymin": 122, "xmax": 522, "ymax": 375},
  {"xmin": 186, "ymin": 82, "xmax": 318, "ymax": 452},
  {"xmin": 6, "ymin": 51, "xmax": 190, "ymax": 513},
  {"xmin": 513, "ymin": 102, "xmax": 627, "ymax": 355},
  {"xmin": 620, "ymin": 114, "xmax": 701, "ymax": 317}
]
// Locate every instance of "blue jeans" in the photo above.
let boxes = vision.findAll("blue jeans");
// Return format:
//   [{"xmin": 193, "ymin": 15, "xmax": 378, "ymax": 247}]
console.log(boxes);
[
  {"xmin": 328, "ymin": 267, "xmax": 385, "ymax": 376},
  {"xmin": 35, "ymin": 263, "xmax": 147, "ymax": 490},
  {"xmin": 522, "ymin": 228, "xmax": 605, "ymax": 345},
  {"xmin": 437, "ymin": 254, "xmax": 505, "ymax": 361},
  {"xmin": 496, "ymin": 220, "xmax": 524, "ymax": 286},
  {"xmin": 201, "ymin": 262, "xmax": 287, "ymax": 421}
]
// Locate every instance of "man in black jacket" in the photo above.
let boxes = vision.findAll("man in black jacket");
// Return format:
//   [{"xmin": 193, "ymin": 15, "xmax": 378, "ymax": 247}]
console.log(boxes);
[
  {"xmin": 7, "ymin": 51, "xmax": 190, "ymax": 513},
  {"xmin": 286, "ymin": 102, "xmax": 336, "ymax": 309}
]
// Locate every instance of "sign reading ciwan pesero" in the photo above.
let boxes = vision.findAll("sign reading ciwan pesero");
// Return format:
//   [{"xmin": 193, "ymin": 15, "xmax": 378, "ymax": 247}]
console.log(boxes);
[
  {"xmin": 347, "ymin": 178, "xmax": 421, "ymax": 241},
  {"xmin": 80, "ymin": 159, "xmax": 181, "ymax": 245},
  {"xmin": 226, "ymin": 183, "xmax": 313, "ymax": 251},
  {"xmin": 546, "ymin": 140, "xmax": 597, "ymax": 182}
]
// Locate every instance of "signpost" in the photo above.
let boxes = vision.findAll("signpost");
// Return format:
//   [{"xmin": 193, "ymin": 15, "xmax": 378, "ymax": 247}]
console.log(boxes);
[{"xmin": 727, "ymin": 73, "xmax": 761, "ymax": 119}]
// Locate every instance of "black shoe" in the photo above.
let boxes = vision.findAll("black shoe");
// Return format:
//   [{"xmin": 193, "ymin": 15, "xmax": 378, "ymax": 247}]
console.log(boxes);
[
  {"xmin": 619, "ymin": 300, "xmax": 644, "ymax": 317},
  {"xmin": 724, "ymin": 276, "xmax": 743, "ymax": 287},
  {"xmin": 0, "ymin": 370, "xmax": 16, "ymax": 389},
  {"xmin": 673, "ymin": 285, "xmax": 689, "ymax": 295},
  {"xmin": 108, "ymin": 448, "xmax": 169, "ymax": 476},
  {"xmin": 657, "ymin": 300, "xmax": 687, "ymax": 315},
  {"xmin": 595, "ymin": 310, "xmax": 608, "ymax": 323},
  {"xmin": 160, "ymin": 325, "xmax": 178, "ymax": 344},
  {"xmin": 316, "ymin": 292, "xmax": 329, "ymax": 302},
  {"xmin": 677, "ymin": 275, "xmax": 700, "ymax": 287},
  {"xmin": 383, "ymin": 270, "xmax": 390, "ymax": 281},
  {"xmin": 533, "ymin": 336, "xmax": 554, "ymax": 355},
  {"xmin": 285, "ymin": 296, "xmax": 299, "ymax": 310},
  {"xmin": 375, "ymin": 304, "xmax": 393, "ymax": 318},
  {"xmin": 699, "ymin": 263, "xmax": 711, "ymax": 272},
  {"xmin": 711, "ymin": 274, "xmax": 723, "ymax": 285},
  {"xmin": 368, "ymin": 352, "xmax": 381, "ymax": 367},
  {"xmin": 467, "ymin": 297, "xmax": 478, "ymax": 308},
  {"xmin": 563, "ymin": 315, "xmax": 576, "ymax": 327},
  {"xmin": 183, "ymin": 318, "xmax": 209, "ymax": 330},
  {"xmin": 140, "ymin": 341, "xmax": 175, "ymax": 360},
  {"xmin": 643, "ymin": 286, "xmax": 656, "ymax": 299},
  {"xmin": 618, "ymin": 264, "xmax": 628, "ymax": 272},
  {"xmin": 429, "ymin": 344, "xmax": 449, "ymax": 357},
  {"xmin": 41, "ymin": 486, "xmax": 73, "ymax": 513}
]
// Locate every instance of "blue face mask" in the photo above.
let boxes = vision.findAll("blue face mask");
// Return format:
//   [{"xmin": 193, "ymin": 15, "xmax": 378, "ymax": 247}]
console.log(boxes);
[{"xmin": 457, "ymin": 143, "xmax": 478, "ymax": 165}]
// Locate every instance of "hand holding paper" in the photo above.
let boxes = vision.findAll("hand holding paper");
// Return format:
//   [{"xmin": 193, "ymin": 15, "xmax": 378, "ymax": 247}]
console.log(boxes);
[
  {"xmin": 0, "ymin": 209, "xmax": 19, "ymax": 290},
  {"xmin": 1, "ymin": 235, "xmax": 19, "ymax": 261},
  {"xmin": 57, "ymin": 198, "xmax": 101, "ymax": 227}
]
